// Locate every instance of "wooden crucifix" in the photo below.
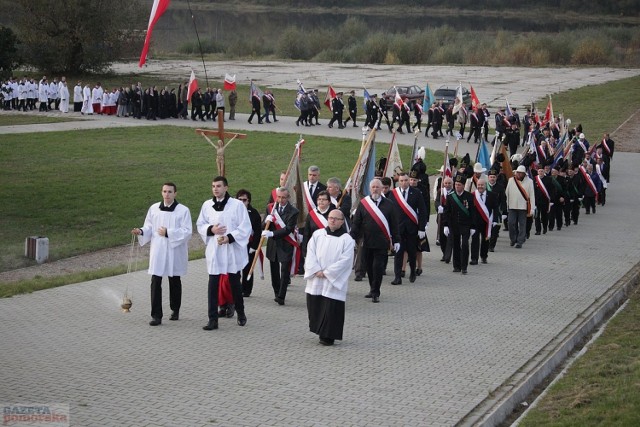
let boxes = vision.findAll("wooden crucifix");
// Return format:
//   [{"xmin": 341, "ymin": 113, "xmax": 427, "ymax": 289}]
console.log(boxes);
[{"xmin": 195, "ymin": 110, "xmax": 247, "ymax": 177}]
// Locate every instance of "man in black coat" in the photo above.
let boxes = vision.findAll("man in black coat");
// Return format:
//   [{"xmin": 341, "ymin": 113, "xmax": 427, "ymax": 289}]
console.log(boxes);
[
  {"xmin": 442, "ymin": 174, "xmax": 477, "ymax": 275},
  {"xmin": 387, "ymin": 172, "xmax": 428, "ymax": 284},
  {"xmin": 533, "ymin": 166, "xmax": 555, "ymax": 235},
  {"xmin": 350, "ymin": 178, "xmax": 400, "ymax": 303},
  {"xmin": 487, "ymin": 169, "xmax": 507, "ymax": 252},
  {"xmin": 343, "ymin": 90, "xmax": 358, "ymax": 127},
  {"xmin": 237, "ymin": 189, "xmax": 263, "ymax": 298},
  {"xmin": 470, "ymin": 179, "xmax": 500, "ymax": 265},
  {"xmin": 262, "ymin": 187, "xmax": 299, "ymax": 305},
  {"xmin": 328, "ymin": 92, "xmax": 344, "ymax": 129}
]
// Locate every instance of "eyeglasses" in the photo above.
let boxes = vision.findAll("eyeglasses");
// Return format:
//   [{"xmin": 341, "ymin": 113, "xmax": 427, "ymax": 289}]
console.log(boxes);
[{"xmin": 328, "ymin": 217, "xmax": 344, "ymax": 221}]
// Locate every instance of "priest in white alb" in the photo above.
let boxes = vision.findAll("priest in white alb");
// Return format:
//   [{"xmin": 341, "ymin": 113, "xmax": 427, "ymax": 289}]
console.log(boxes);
[{"xmin": 304, "ymin": 209, "xmax": 355, "ymax": 346}]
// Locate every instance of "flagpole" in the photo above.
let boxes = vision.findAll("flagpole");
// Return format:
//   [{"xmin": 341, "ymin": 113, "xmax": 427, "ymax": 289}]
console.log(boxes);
[{"xmin": 186, "ymin": 0, "xmax": 209, "ymax": 87}]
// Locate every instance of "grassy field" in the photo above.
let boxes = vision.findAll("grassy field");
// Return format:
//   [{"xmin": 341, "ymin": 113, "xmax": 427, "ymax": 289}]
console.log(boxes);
[{"xmin": 0, "ymin": 126, "xmax": 425, "ymax": 273}]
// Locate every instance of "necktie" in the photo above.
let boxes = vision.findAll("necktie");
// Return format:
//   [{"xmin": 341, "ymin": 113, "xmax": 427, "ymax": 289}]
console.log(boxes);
[
  {"xmin": 402, "ymin": 190, "xmax": 406, "ymax": 200},
  {"xmin": 309, "ymin": 184, "xmax": 314, "ymax": 194},
  {"xmin": 481, "ymin": 193, "xmax": 485, "ymax": 203}
]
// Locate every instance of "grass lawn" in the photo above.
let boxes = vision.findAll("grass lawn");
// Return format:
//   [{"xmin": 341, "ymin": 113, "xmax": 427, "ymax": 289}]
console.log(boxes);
[
  {"xmin": 0, "ymin": 126, "xmax": 430, "ymax": 273},
  {"xmin": 518, "ymin": 285, "xmax": 640, "ymax": 426},
  {"xmin": 0, "ymin": 113, "xmax": 80, "ymax": 126}
]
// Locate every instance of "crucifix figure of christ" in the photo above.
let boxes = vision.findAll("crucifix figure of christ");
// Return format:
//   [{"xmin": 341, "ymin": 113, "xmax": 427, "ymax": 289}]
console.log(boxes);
[{"xmin": 196, "ymin": 110, "xmax": 247, "ymax": 177}]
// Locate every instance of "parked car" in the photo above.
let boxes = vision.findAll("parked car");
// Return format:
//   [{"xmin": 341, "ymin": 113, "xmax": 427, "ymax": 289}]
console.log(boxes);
[
  {"xmin": 381, "ymin": 85, "xmax": 424, "ymax": 104},
  {"xmin": 433, "ymin": 85, "xmax": 471, "ymax": 109}
]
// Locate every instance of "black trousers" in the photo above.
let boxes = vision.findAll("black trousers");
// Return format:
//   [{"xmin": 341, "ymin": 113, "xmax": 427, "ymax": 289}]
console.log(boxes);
[
  {"xmin": 394, "ymin": 233, "xmax": 417, "ymax": 279},
  {"xmin": 270, "ymin": 259, "xmax": 292, "ymax": 300},
  {"xmin": 489, "ymin": 224, "xmax": 501, "ymax": 250},
  {"xmin": 207, "ymin": 272, "xmax": 244, "ymax": 321},
  {"xmin": 548, "ymin": 203, "xmax": 564, "ymax": 230},
  {"xmin": 584, "ymin": 196, "xmax": 596, "ymax": 213},
  {"xmin": 451, "ymin": 226, "xmax": 471, "ymax": 271},
  {"xmin": 470, "ymin": 228, "xmax": 489, "ymax": 261},
  {"xmin": 535, "ymin": 205, "xmax": 549, "ymax": 233},
  {"xmin": 363, "ymin": 247, "xmax": 387, "ymax": 297},
  {"xmin": 150, "ymin": 275, "xmax": 181, "ymax": 319}
]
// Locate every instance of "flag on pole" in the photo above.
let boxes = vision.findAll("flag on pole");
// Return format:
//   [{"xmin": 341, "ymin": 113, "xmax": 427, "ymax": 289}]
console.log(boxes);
[
  {"xmin": 324, "ymin": 85, "xmax": 336, "ymax": 110},
  {"xmin": 223, "ymin": 74, "xmax": 236, "ymax": 90},
  {"xmin": 139, "ymin": 0, "xmax": 171, "ymax": 68},
  {"xmin": 452, "ymin": 83, "xmax": 463, "ymax": 114},
  {"xmin": 282, "ymin": 138, "xmax": 306, "ymax": 226},
  {"xmin": 249, "ymin": 81, "xmax": 263, "ymax": 101},
  {"xmin": 477, "ymin": 140, "xmax": 492, "ymax": 171},
  {"xmin": 541, "ymin": 96, "xmax": 554, "ymax": 126},
  {"xmin": 294, "ymin": 80, "xmax": 306, "ymax": 110},
  {"xmin": 470, "ymin": 85, "xmax": 480, "ymax": 110},
  {"xmin": 383, "ymin": 134, "xmax": 403, "ymax": 178},
  {"xmin": 394, "ymin": 87, "xmax": 404, "ymax": 110},
  {"xmin": 363, "ymin": 88, "xmax": 371, "ymax": 113},
  {"xmin": 423, "ymin": 83, "xmax": 435, "ymax": 111},
  {"xmin": 499, "ymin": 143, "xmax": 513, "ymax": 179},
  {"xmin": 187, "ymin": 70, "xmax": 197, "ymax": 102},
  {"xmin": 505, "ymin": 99, "xmax": 513, "ymax": 117}
]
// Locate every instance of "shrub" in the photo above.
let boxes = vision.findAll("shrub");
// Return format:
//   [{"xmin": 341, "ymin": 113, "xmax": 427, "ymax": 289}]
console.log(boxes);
[
  {"xmin": 276, "ymin": 26, "xmax": 310, "ymax": 60},
  {"xmin": 571, "ymin": 39, "xmax": 611, "ymax": 65}
]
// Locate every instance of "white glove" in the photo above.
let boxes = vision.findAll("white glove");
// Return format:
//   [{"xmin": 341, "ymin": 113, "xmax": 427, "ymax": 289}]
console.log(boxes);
[
  {"xmin": 444, "ymin": 226, "xmax": 450, "ymax": 237},
  {"xmin": 492, "ymin": 222, "xmax": 499, "ymax": 227},
  {"xmin": 261, "ymin": 230, "xmax": 273, "ymax": 238},
  {"xmin": 470, "ymin": 229, "xmax": 476, "ymax": 237},
  {"xmin": 501, "ymin": 215, "xmax": 507, "ymax": 221},
  {"xmin": 579, "ymin": 197, "xmax": 584, "ymax": 201},
  {"xmin": 437, "ymin": 206, "xmax": 444, "ymax": 214},
  {"xmin": 418, "ymin": 231, "xmax": 426, "ymax": 239},
  {"xmin": 265, "ymin": 214, "xmax": 273, "ymax": 223},
  {"xmin": 550, "ymin": 203, "xmax": 554, "ymax": 207},
  {"xmin": 393, "ymin": 243, "xmax": 401, "ymax": 252},
  {"xmin": 249, "ymin": 248, "xmax": 256, "ymax": 254}
]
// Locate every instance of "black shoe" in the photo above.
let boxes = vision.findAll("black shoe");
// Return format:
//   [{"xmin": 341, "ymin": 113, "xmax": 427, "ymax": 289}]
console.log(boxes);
[
  {"xmin": 481, "ymin": 258, "xmax": 487, "ymax": 264},
  {"xmin": 510, "ymin": 241, "xmax": 516, "ymax": 246},
  {"xmin": 453, "ymin": 268, "xmax": 461, "ymax": 273},
  {"xmin": 243, "ymin": 292, "xmax": 251, "ymax": 297},
  {"xmin": 274, "ymin": 297, "xmax": 285, "ymax": 306},
  {"xmin": 218, "ymin": 307, "xmax": 227, "ymax": 317},
  {"xmin": 338, "ymin": 125, "xmax": 345, "ymax": 129},
  {"xmin": 461, "ymin": 270, "xmax": 468, "ymax": 275},
  {"xmin": 169, "ymin": 312, "xmax": 179, "ymax": 321},
  {"xmin": 364, "ymin": 293, "xmax": 372, "ymax": 298},
  {"xmin": 515, "ymin": 243, "xmax": 522, "ymax": 248},
  {"xmin": 319, "ymin": 337, "xmax": 334, "ymax": 346},
  {"xmin": 409, "ymin": 272, "xmax": 416, "ymax": 283},
  {"xmin": 470, "ymin": 260, "xmax": 478, "ymax": 265},
  {"xmin": 202, "ymin": 320, "xmax": 218, "ymax": 330},
  {"xmin": 372, "ymin": 296, "xmax": 379, "ymax": 303},
  {"xmin": 237, "ymin": 314, "xmax": 247, "ymax": 326},
  {"xmin": 440, "ymin": 257, "xmax": 446, "ymax": 262},
  {"xmin": 535, "ymin": 231, "xmax": 541, "ymax": 235},
  {"xmin": 416, "ymin": 269, "xmax": 422, "ymax": 276},
  {"xmin": 390, "ymin": 278, "xmax": 402, "ymax": 285},
  {"xmin": 354, "ymin": 275, "xmax": 363, "ymax": 282},
  {"xmin": 226, "ymin": 306, "xmax": 235, "ymax": 318},
  {"xmin": 149, "ymin": 318, "xmax": 161, "ymax": 326},
  {"xmin": 543, "ymin": 229, "xmax": 547, "ymax": 234},
  {"xmin": 489, "ymin": 247, "xmax": 495, "ymax": 252}
]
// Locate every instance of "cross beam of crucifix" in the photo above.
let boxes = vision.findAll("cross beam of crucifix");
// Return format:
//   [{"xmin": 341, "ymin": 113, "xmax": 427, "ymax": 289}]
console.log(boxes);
[{"xmin": 196, "ymin": 110, "xmax": 247, "ymax": 177}]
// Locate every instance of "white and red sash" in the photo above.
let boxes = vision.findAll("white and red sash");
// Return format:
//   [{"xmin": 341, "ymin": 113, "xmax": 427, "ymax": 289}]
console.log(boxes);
[
  {"xmin": 271, "ymin": 206, "xmax": 301, "ymax": 275},
  {"xmin": 514, "ymin": 177, "xmax": 532, "ymax": 216},
  {"xmin": 303, "ymin": 181, "xmax": 317, "ymax": 212},
  {"xmin": 601, "ymin": 138, "xmax": 612, "ymax": 156},
  {"xmin": 579, "ymin": 165, "xmax": 599, "ymax": 202},
  {"xmin": 473, "ymin": 191, "xmax": 493, "ymax": 239},
  {"xmin": 577, "ymin": 139, "xmax": 587, "ymax": 153},
  {"xmin": 392, "ymin": 188, "xmax": 418, "ymax": 225},
  {"xmin": 415, "ymin": 103, "xmax": 423, "ymax": 116},
  {"xmin": 308, "ymin": 208, "xmax": 329, "ymax": 230},
  {"xmin": 361, "ymin": 196, "xmax": 392, "ymax": 246},
  {"xmin": 534, "ymin": 175, "xmax": 551, "ymax": 212}
]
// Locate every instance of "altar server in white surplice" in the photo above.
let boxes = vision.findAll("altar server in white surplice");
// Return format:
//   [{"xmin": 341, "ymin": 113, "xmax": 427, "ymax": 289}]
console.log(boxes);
[
  {"xmin": 197, "ymin": 176, "xmax": 251, "ymax": 331},
  {"xmin": 132, "ymin": 182, "xmax": 192, "ymax": 326},
  {"xmin": 304, "ymin": 209, "xmax": 355, "ymax": 346}
]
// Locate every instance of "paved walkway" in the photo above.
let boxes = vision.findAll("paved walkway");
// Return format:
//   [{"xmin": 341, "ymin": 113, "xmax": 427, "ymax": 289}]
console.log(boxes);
[
  {"xmin": 2, "ymin": 64, "xmax": 640, "ymax": 426},
  {"xmin": 1, "ymin": 150, "xmax": 638, "ymax": 425}
]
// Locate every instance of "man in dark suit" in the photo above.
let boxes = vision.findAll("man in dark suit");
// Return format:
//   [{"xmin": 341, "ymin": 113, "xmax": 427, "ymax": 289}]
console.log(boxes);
[
  {"xmin": 443, "ymin": 174, "xmax": 476, "ymax": 275},
  {"xmin": 388, "ymin": 172, "xmax": 428, "ymax": 284},
  {"xmin": 304, "ymin": 165, "xmax": 327, "ymax": 207},
  {"xmin": 435, "ymin": 174, "xmax": 454, "ymax": 263},
  {"xmin": 350, "ymin": 178, "xmax": 400, "ymax": 303},
  {"xmin": 470, "ymin": 179, "xmax": 499, "ymax": 265},
  {"xmin": 262, "ymin": 187, "xmax": 299, "ymax": 305},
  {"xmin": 487, "ymin": 169, "xmax": 507, "ymax": 252},
  {"xmin": 533, "ymin": 166, "xmax": 555, "ymax": 235},
  {"xmin": 328, "ymin": 91, "xmax": 344, "ymax": 129}
]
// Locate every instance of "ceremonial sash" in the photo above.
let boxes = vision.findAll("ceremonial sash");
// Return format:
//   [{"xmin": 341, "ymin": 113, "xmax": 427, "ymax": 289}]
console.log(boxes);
[
  {"xmin": 450, "ymin": 193, "xmax": 470, "ymax": 216},
  {"xmin": 308, "ymin": 208, "xmax": 329, "ymax": 230},
  {"xmin": 473, "ymin": 191, "xmax": 493, "ymax": 239},
  {"xmin": 361, "ymin": 196, "xmax": 392, "ymax": 246},
  {"xmin": 271, "ymin": 207, "xmax": 301, "ymax": 275},
  {"xmin": 514, "ymin": 178, "xmax": 532, "ymax": 216},
  {"xmin": 578, "ymin": 140, "xmax": 587, "ymax": 153},
  {"xmin": 579, "ymin": 165, "xmax": 599, "ymax": 202},
  {"xmin": 596, "ymin": 164, "xmax": 608, "ymax": 189},
  {"xmin": 601, "ymin": 139, "xmax": 612, "ymax": 156},
  {"xmin": 303, "ymin": 181, "xmax": 317, "ymax": 212},
  {"xmin": 392, "ymin": 188, "xmax": 418, "ymax": 225},
  {"xmin": 535, "ymin": 175, "xmax": 551, "ymax": 212},
  {"xmin": 536, "ymin": 144, "xmax": 547, "ymax": 161}
]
